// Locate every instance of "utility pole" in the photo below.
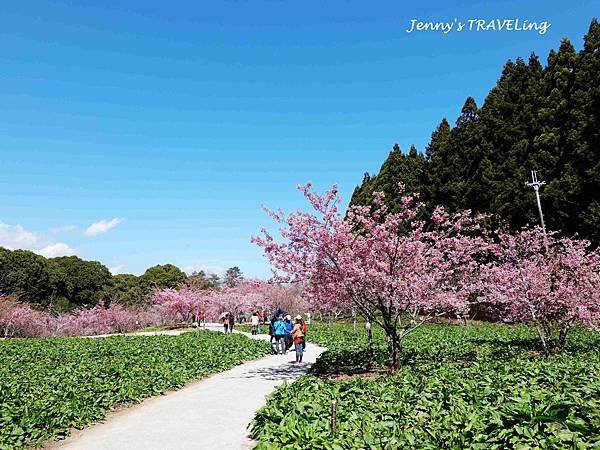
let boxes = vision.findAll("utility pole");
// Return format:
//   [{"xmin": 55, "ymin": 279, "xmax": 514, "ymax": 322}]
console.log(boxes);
[{"xmin": 525, "ymin": 170, "xmax": 548, "ymax": 250}]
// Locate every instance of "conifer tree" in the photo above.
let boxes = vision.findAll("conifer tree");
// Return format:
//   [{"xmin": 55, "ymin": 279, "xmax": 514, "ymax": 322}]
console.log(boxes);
[
  {"xmin": 570, "ymin": 19, "xmax": 600, "ymax": 243},
  {"xmin": 350, "ymin": 19, "xmax": 600, "ymax": 246}
]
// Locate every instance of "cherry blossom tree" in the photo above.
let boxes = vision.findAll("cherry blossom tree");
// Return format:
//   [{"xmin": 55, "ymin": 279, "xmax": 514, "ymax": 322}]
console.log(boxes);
[
  {"xmin": 56, "ymin": 301, "xmax": 142, "ymax": 336},
  {"xmin": 0, "ymin": 295, "xmax": 53, "ymax": 338},
  {"xmin": 479, "ymin": 228, "xmax": 600, "ymax": 354},
  {"xmin": 253, "ymin": 183, "xmax": 485, "ymax": 369},
  {"xmin": 1, "ymin": 295, "xmax": 148, "ymax": 337},
  {"xmin": 152, "ymin": 287, "xmax": 210, "ymax": 324},
  {"xmin": 205, "ymin": 280, "xmax": 307, "ymax": 321},
  {"xmin": 242, "ymin": 280, "xmax": 308, "ymax": 317},
  {"xmin": 204, "ymin": 284, "xmax": 252, "ymax": 320},
  {"xmin": 0, "ymin": 280, "xmax": 305, "ymax": 339}
]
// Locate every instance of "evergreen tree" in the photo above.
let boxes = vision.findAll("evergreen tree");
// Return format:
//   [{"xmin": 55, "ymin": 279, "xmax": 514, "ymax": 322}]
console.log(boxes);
[
  {"xmin": 50, "ymin": 256, "xmax": 112, "ymax": 307},
  {"xmin": 108, "ymin": 274, "xmax": 144, "ymax": 306},
  {"xmin": 0, "ymin": 248, "xmax": 54, "ymax": 306},
  {"xmin": 479, "ymin": 56, "xmax": 545, "ymax": 230},
  {"xmin": 139, "ymin": 264, "xmax": 186, "ymax": 292},
  {"xmin": 423, "ymin": 118, "xmax": 452, "ymax": 205},
  {"xmin": 349, "ymin": 172, "xmax": 372, "ymax": 206},
  {"xmin": 223, "ymin": 266, "xmax": 243, "ymax": 288},
  {"xmin": 425, "ymin": 118, "xmax": 451, "ymax": 162},
  {"xmin": 570, "ymin": 19, "xmax": 600, "ymax": 243},
  {"xmin": 350, "ymin": 144, "xmax": 427, "ymax": 213},
  {"xmin": 533, "ymin": 38, "xmax": 580, "ymax": 235},
  {"xmin": 186, "ymin": 270, "xmax": 220, "ymax": 290},
  {"xmin": 349, "ymin": 19, "xmax": 600, "ymax": 246},
  {"xmin": 428, "ymin": 97, "xmax": 480, "ymax": 211}
]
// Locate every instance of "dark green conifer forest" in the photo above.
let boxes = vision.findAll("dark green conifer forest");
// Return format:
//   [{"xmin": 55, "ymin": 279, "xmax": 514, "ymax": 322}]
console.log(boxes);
[{"xmin": 351, "ymin": 19, "xmax": 600, "ymax": 244}]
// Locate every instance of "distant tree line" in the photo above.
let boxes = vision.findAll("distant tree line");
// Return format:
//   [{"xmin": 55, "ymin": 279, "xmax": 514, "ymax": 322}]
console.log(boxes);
[
  {"xmin": 0, "ymin": 246, "xmax": 242, "ymax": 311},
  {"xmin": 351, "ymin": 19, "xmax": 600, "ymax": 245}
]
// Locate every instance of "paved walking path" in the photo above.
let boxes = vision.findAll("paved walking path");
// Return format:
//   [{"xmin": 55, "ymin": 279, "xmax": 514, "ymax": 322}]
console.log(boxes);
[{"xmin": 54, "ymin": 327, "xmax": 325, "ymax": 450}]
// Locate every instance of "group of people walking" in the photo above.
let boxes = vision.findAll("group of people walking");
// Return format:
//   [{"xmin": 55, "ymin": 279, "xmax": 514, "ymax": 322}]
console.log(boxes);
[
  {"xmin": 269, "ymin": 314, "xmax": 307, "ymax": 363},
  {"xmin": 220, "ymin": 311, "xmax": 308, "ymax": 363}
]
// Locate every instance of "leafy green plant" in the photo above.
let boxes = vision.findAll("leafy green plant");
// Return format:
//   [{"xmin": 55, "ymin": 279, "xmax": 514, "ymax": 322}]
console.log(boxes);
[
  {"xmin": 0, "ymin": 331, "xmax": 271, "ymax": 448},
  {"xmin": 251, "ymin": 323, "xmax": 600, "ymax": 449}
]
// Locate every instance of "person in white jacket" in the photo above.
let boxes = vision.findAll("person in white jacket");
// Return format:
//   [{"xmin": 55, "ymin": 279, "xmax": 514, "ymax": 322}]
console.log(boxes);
[{"xmin": 251, "ymin": 312, "xmax": 260, "ymax": 335}]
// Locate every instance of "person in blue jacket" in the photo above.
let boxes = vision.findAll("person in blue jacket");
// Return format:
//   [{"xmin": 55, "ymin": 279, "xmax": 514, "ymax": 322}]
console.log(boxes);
[
  {"xmin": 272, "ymin": 315, "xmax": 287, "ymax": 354},
  {"xmin": 283, "ymin": 314, "xmax": 294, "ymax": 351}
]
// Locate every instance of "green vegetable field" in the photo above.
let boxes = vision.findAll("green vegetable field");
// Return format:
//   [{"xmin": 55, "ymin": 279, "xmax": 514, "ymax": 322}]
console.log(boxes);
[
  {"xmin": 251, "ymin": 323, "xmax": 600, "ymax": 449},
  {"xmin": 0, "ymin": 331, "xmax": 271, "ymax": 449}
]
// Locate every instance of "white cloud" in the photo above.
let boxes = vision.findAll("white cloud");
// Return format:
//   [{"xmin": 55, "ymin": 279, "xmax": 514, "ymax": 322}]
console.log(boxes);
[
  {"xmin": 109, "ymin": 265, "xmax": 124, "ymax": 275},
  {"xmin": 35, "ymin": 243, "xmax": 76, "ymax": 258},
  {"xmin": 49, "ymin": 224, "xmax": 77, "ymax": 233},
  {"xmin": 1, "ymin": 220, "xmax": 77, "ymax": 258},
  {"xmin": 0, "ymin": 221, "xmax": 41, "ymax": 249},
  {"xmin": 183, "ymin": 264, "xmax": 226, "ymax": 277},
  {"xmin": 85, "ymin": 218, "xmax": 123, "ymax": 236}
]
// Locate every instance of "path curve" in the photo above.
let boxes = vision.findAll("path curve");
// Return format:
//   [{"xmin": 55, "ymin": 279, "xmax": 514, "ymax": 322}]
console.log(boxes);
[{"xmin": 53, "ymin": 327, "xmax": 325, "ymax": 450}]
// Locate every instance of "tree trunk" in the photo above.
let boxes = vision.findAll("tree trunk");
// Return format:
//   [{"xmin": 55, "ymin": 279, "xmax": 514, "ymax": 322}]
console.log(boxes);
[
  {"xmin": 388, "ymin": 331, "xmax": 402, "ymax": 371},
  {"xmin": 381, "ymin": 322, "xmax": 402, "ymax": 370},
  {"xmin": 536, "ymin": 322, "xmax": 569, "ymax": 356},
  {"xmin": 380, "ymin": 312, "xmax": 403, "ymax": 370},
  {"xmin": 557, "ymin": 325, "xmax": 569, "ymax": 352},
  {"xmin": 365, "ymin": 321, "xmax": 373, "ymax": 368},
  {"xmin": 536, "ymin": 324, "xmax": 550, "ymax": 356}
]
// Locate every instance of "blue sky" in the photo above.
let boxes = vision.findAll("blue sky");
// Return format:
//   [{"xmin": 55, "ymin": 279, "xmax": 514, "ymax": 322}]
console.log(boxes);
[{"xmin": 1, "ymin": 1, "xmax": 598, "ymax": 277}]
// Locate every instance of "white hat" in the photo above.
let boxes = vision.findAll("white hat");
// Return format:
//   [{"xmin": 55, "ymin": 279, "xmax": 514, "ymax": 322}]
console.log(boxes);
[
  {"xmin": 295, "ymin": 315, "xmax": 302, "ymax": 320},
  {"xmin": 285, "ymin": 314, "xmax": 291, "ymax": 320}
]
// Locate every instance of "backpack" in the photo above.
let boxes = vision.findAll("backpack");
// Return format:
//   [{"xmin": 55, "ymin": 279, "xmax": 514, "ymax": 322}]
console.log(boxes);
[{"xmin": 292, "ymin": 324, "xmax": 304, "ymax": 339}]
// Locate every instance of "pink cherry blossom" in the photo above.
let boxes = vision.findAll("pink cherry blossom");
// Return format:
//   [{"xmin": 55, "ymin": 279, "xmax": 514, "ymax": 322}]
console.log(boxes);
[
  {"xmin": 152, "ymin": 287, "xmax": 210, "ymax": 324},
  {"xmin": 253, "ymin": 183, "xmax": 487, "ymax": 369},
  {"xmin": 203, "ymin": 280, "xmax": 307, "ymax": 320},
  {"xmin": 0, "ymin": 296, "xmax": 147, "ymax": 337},
  {"xmin": 0, "ymin": 296, "xmax": 53, "ymax": 338},
  {"xmin": 478, "ymin": 227, "xmax": 600, "ymax": 353}
]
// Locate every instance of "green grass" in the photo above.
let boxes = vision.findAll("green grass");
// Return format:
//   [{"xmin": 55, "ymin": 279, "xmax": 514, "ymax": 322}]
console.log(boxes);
[
  {"xmin": 136, "ymin": 323, "xmax": 194, "ymax": 332},
  {"xmin": 236, "ymin": 324, "xmax": 270, "ymax": 337},
  {"xmin": 250, "ymin": 322, "xmax": 600, "ymax": 449},
  {"xmin": 0, "ymin": 330, "xmax": 272, "ymax": 449}
]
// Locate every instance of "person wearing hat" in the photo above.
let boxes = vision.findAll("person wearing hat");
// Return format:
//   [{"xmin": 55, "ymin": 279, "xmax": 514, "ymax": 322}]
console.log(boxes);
[{"xmin": 291, "ymin": 316, "xmax": 306, "ymax": 363}]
